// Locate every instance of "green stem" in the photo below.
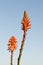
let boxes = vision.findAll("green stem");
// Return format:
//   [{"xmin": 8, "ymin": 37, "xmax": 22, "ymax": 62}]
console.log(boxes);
[
  {"xmin": 17, "ymin": 31, "xmax": 26, "ymax": 65},
  {"xmin": 11, "ymin": 51, "xmax": 13, "ymax": 65}
]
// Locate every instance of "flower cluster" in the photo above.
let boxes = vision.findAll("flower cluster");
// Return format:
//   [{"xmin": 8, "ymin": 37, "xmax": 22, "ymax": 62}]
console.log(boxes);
[
  {"xmin": 22, "ymin": 11, "xmax": 31, "ymax": 32},
  {"xmin": 8, "ymin": 36, "xmax": 17, "ymax": 52}
]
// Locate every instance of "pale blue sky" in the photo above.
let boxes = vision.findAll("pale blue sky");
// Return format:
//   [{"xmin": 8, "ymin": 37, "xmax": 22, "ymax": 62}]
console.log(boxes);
[{"xmin": 0, "ymin": 0, "xmax": 43, "ymax": 65}]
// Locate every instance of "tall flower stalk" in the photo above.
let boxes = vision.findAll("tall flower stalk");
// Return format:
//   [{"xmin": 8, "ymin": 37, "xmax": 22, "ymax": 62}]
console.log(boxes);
[
  {"xmin": 17, "ymin": 11, "xmax": 31, "ymax": 65},
  {"xmin": 8, "ymin": 36, "xmax": 17, "ymax": 65}
]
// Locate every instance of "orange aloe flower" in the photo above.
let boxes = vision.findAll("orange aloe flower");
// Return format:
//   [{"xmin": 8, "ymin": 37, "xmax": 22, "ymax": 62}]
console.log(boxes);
[
  {"xmin": 22, "ymin": 11, "xmax": 31, "ymax": 32},
  {"xmin": 8, "ymin": 36, "xmax": 17, "ymax": 52},
  {"xmin": 17, "ymin": 11, "xmax": 31, "ymax": 65}
]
